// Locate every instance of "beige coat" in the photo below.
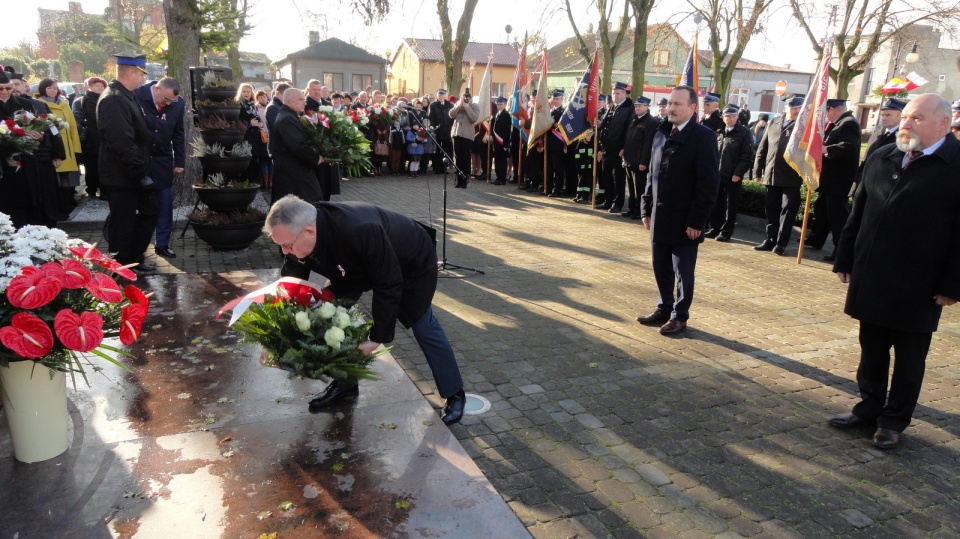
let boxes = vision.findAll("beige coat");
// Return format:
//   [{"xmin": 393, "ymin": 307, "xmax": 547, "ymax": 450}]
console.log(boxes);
[{"xmin": 449, "ymin": 101, "xmax": 479, "ymax": 140}]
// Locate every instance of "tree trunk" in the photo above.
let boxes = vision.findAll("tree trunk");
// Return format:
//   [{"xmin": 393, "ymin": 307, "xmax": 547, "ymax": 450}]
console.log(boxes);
[
  {"xmin": 163, "ymin": 0, "xmax": 201, "ymax": 94},
  {"xmin": 437, "ymin": 0, "xmax": 480, "ymax": 95},
  {"xmin": 629, "ymin": 0, "xmax": 654, "ymax": 92}
]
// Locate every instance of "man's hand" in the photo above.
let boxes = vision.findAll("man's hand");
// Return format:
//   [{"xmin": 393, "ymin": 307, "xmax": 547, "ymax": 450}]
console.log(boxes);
[
  {"xmin": 686, "ymin": 227, "xmax": 701, "ymax": 240},
  {"xmin": 618, "ymin": 150, "xmax": 624, "ymax": 157},
  {"xmin": 317, "ymin": 155, "xmax": 325, "ymax": 165},
  {"xmin": 173, "ymin": 167, "xmax": 184, "ymax": 174},
  {"xmin": 836, "ymin": 272, "xmax": 850, "ymax": 284},
  {"xmin": 596, "ymin": 151, "xmax": 603, "ymax": 161},
  {"xmin": 357, "ymin": 341, "xmax": 381, "ymax": 354},
  {"xmin": 638, "ymin": 165, "xmax": 647, "ymax": 171},
  {"xmin": 935, "ymin": 295, "xmax": 957, "ymax": 306},
  {"xmin": 28, "ymin": 131, "xmax": 43, "ymax": 141},
  {"xmin": 642, "ymin": 217, "xmax": 650, "ymax": 230},
  {"xmin": 732, "ymin": 175, "xmax": 741, "ymax": 183},
  {"xmin": 52, "ymin": 159, "xmax": 63, "ymax": 168}
]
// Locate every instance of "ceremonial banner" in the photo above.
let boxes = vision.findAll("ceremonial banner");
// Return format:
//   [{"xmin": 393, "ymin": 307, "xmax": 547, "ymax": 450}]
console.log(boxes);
[
  {"xmin": 559, "ymin": 47, "xmax": 599, "ymax": 145},
  {"xmin": 881, "ymin": 71, "xmax": 929, "ymax": 94},
  {"xmin": 527, "ymin": 49, "xmax": 553, "ymax": 151},
  {"xmin": 784, "ymin": 48, "xmax": 831, "ymax": 191},
  {"xmin": 679, "ymin": 31, "xmax": 699, "ymax": 89},
  {"xmin": 475, "ymin": 55, "xmax": 493, "ymax": 126},
  {"xmin": 509, "ymin": 34, "xmax": 530, "ymax": 140}
]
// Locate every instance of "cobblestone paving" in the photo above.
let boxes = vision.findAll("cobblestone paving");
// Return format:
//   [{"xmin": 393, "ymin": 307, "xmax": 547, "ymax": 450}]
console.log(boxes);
[{"xmin": 63, "ymin": 174, "xmax": 960, "ymax": 538}]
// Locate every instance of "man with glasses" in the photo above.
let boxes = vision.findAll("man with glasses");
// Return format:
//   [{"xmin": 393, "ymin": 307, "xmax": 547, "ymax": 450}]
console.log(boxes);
[
  {"xmin": 134, "ymin": 77, "xmax": 185, "ymax": 260},
  {"xmin": 265, "ymin": 194, "xmax": 467, "ymax": 425},
  {"xmin": 97, "ymin": 53, "xmax": 158, "ymax": 273}
]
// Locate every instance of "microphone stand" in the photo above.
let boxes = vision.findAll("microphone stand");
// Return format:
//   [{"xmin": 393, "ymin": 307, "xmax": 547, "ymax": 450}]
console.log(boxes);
[{"xmin": 404, "ymin": 105, "xmax": 484, "ymax": 275}]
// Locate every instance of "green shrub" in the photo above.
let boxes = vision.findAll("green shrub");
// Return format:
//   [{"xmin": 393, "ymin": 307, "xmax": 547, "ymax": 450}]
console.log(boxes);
[{"xmin": 738, "ymin": 180, "xmax": 815, "ymax": 226}]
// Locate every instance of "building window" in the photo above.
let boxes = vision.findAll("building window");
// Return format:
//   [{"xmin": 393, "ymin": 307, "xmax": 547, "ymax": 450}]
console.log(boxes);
[
  {"xmin": 728, "ymin": 86, "xmax": 748, "ymax": 107},
  {"xmin": 323, "ymin": 72, "xmax": 343, "ymax": 90},
  {"xmin": 352, "ymin": 74, "xmax": 373, "ymax": 91},
  {"xmin": 491, "ymin": 83, "xmax": 506, "ymax": 97},
  {"xmin": 652, "ymin": 50, "xmax": 669, "ymax": 67}
]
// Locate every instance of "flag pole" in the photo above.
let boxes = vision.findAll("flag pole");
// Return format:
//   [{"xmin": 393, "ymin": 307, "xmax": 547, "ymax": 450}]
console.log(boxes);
[
  {"xmin": 542, "ymin": 138, "xmax": 548, "ymax": 194},
  {"xmin": 797, "ymin": 188, "xmax": 812, "ymax": 263},
  {"xmin": 591, "ymin": 128, "xmax": 598, "ymax": 206},
  {"xmin": 486, "ymin": 50, "xmax": 494, "ymax": 184}
]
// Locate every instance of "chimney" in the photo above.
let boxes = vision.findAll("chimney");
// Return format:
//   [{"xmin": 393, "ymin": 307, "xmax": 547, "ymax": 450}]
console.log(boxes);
[
  {"xmin": 309, "ymin": 31, "xmax": 320, "ymax": 46},
  {"xmin": 68, "ymin": 2, "xmax": 82, "ymax": 13},
  {"xmin": 783, "ymin": 64, "xmax": 791, "ymax": 70}
]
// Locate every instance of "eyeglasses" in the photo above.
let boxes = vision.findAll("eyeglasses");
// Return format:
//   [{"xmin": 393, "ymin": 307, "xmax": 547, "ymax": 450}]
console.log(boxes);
[
  {"xmin": 0, "ymin": 86, "xmax": 12, "ymax": 92},
  {"xmin": 278, "ymin": 228, "xmax": 304, "ymax": 250}
]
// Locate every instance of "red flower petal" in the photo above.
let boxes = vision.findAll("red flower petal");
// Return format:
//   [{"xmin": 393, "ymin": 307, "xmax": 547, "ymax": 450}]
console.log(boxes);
[
  {"xmin": 68, "ymin": 244, "xmax": 107, "ymax": 262},
  {"xmin": 123, "ymin": 285, "xmax": 149, "ymax": 310},
  {"xmin": 6, "ymin": 266, "xmax": 62, "ymax": 309},
  {"xmin": 68, "ymin": 246, "xmax": 137, "ymax": 281},
  {"xmin": 53, "ymin": 309, "xmax": 104, "ymax": 352},
  {"xmin": 85, "ymin": 273, "xmax": 123, "ymax": 303},
  {"xmin": 40, "ymin": 261, "xmax": 65, "ymax": 280},
  {"xmin": 120, "ymin": 304, "xmax": 147, "ymax": 346},
  {"xmin": 105, "ymin": 260, "xmax": 138, "ymax": 281},
  {"xmin": 60, "ymin": 259, "xmax": 93, "ymax": 289},
  {"xmin": 0, "ymin": 313, "xmax": 54, "ymax": 359}
]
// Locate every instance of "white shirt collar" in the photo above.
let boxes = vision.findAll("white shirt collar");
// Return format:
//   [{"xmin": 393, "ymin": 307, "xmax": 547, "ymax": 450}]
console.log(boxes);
[{"xmin": 672, "ymin": 119, "xmax": 691, "ymax": 132}]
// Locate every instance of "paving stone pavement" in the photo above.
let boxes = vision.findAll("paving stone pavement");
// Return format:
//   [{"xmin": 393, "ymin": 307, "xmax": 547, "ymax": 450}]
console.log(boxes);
[{"xmin": 62, "ymin": 174, "xmax": 960, "ymax": 538}]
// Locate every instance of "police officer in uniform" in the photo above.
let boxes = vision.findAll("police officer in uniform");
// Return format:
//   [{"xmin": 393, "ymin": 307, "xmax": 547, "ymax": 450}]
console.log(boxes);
[
  {"xmin": 491, "ymin": 96, "xmax": 512, "ymax": 185},
  {"xmin": 597, "ymin": 82, "xmax": 633, "ymax": 211},
  {"xmin": 546, "ymin": 89, "xmax": 567, "ymax": 197},
  {"xmin": 701, "ymin": 91, "xmax": 723, "ymax": 132},
  {"xmin": 621, "ymin": 96, "xmax": 658, "ymax": 218}
]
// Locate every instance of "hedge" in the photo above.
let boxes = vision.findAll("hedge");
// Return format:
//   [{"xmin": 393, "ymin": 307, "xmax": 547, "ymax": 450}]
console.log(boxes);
[{"xmin": 739, "ymin": 180, "xmax": 815, "ymax": 226}]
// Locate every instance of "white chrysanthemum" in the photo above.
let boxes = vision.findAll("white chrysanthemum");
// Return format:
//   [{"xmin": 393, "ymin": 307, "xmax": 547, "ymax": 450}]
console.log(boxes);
[
  {"xmin": 295, "ymin": 311, "xmax": 311, "ymax": 332},
  {"xmin": 333, "ymin": 311, "xmax": 351, "ymax": 329},
  {"xmin": 0, "ymin": 255, "xmax": 33, "ymax": 290},
  {"xmin": 324, "ymin": 327, "xmax": 345, "ymax": 349},
  {"xmin": 317, "ymin": 302, "xmax": 337, "ymax": 319},
  {"xmin": 318, "ymin": 105, "xmax": 334, "ymax": 113}
]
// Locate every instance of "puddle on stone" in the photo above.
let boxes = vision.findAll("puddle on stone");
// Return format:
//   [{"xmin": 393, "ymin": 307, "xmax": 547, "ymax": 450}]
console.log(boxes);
[
  {"xmin": 334, "ymin": 473, "xmax": 354, "ymax": 492},
  {"xmin": 303, "ymin": 483, "xmax": 321, "ymax": 499}
]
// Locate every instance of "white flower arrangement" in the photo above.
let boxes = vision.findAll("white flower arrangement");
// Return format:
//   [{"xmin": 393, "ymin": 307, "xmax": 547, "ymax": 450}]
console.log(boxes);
[{"xmin": 0, "ymin": 218, "xmax": 70, "ymax": 290}]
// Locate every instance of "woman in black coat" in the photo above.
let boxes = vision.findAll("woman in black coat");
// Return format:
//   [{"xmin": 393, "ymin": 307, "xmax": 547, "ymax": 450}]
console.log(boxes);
[{"xmin": 237, "ymin": 83, "xmax": 270, "ymax": 186}]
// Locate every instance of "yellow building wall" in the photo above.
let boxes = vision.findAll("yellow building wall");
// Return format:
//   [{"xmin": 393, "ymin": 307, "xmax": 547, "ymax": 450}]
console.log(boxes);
[{"xmin": 388, "ymin": 45, "xmax": 517, "ymax": 99}]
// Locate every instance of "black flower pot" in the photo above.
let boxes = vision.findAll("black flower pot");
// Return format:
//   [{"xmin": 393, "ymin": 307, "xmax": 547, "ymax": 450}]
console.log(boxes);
[
  {"xmin": 198, "ymin": 105, "xmax": 240, "ymax": 123},
  {"xmin": 198, "ymin": 155, "xmax": 252, "ymax": 178},
  {"xmin": 193, "ymin": 186, "xmax": 259, "ymax": 212},
  {"xmin": 201, "ymin": 86, "xmax": 237, "ymax": 102},
  {"xmin": 191, "ymin": 220, "xmax": 265, "ymax": 250},
  {"xmin": 199, "ymin": 129, "xmax": 245, "ymax": 148}
]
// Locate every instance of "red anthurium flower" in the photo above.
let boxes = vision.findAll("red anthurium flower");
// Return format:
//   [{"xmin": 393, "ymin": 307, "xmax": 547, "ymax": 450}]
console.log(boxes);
[
  {"xmin": 60, "ymin": 259, "xmax": 93, "ymax": 289},
  {"xmin": 122, "ymin": 285, "xmax": 150, "ymax": 318},
  {"xmin": 40, "ymin": 261, "xmax": 65, "ymax": 280},
  {"xmin": 120, "ymin": 304, "xmax": 147, "ymax": 346},
  {"xmin": 0, "ymin": 313, "xmax": 55, "ymax": 358},
  {"xmin": 54, "ymin": 309, "xmax": 104, "ymax": 352},
  {"xmin": 68, "ymin": 244, "xmax": 107, "ymax": 261},
  {"xmin": 85, "ymin": 273, "xmax": 123, "ymax": 303},
  {"xmin": 6, "ymin": 266, "xmax": 63, "ymax": 309},
  {"xmin": 68, "ymin": 245, "xmax": 138, "ymax": 281}
]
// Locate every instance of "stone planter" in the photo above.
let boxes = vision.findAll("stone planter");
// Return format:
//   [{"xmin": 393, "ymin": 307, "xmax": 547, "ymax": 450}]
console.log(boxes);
[
  {"xmin": 198, "ymin": 155, "xmax": 251, "ymax": 178},
  {"xmin": 201, "ymin": 86, "xmax": 237, "ymax": 102},
  {"xmin": 199, "ymin": 129, "xmax": 246, "ymax": 148},
  {"xmin": 198, "ymin": 105, "xmax": 240, "ymax": 123},
  {"xmin": 194, "ymin": 186, "xmax": 260, "ymax": 212},
  {"xmin": 0, "ymin": 360, "xmax": 70, "ymax": 463},
  {"xmin": 191, "ymin": 220, "xmax": 265, "ymax": 250}
]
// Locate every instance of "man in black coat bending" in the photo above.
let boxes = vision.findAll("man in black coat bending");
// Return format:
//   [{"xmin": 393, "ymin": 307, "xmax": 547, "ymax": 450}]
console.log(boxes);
[
  {"xmin": 638, "ymin": 86, "xmax": 720, "ymax": 336},
  {"xmin": 265, "ymin": 195, "xmax": 467, "ymax": 425},
  {"xmin": 829, "ymin": 93, "xmax": 959, "ymax": 450},
  {"xmin": 705, "ymin": 104, "xmax": 755, "ymax": 241}
]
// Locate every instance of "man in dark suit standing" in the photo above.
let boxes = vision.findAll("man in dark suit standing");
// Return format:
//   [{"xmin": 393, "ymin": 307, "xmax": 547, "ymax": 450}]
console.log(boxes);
[
  {"xmin": 804, "ymin": 99, "xmax": 861, "ymax": 261},
  {"xmin": 829, "ymin": 93, "xmax": 959, "ymax": 450},
  {"xmin": 428, "ymin": 89, "xmax": 454, "ymax": 174},
  {"xmin": 753, "ymin": 96, "xmax": 804, "ymax": 256},
  {"xmin": 597, "ymin": 81, "xmax": 633, "ymax": 211},
  {"xmin": 265, "ymin": 82, "xmax": 290, "ymax": 133},
  {"xmin": 705, "ymin": 104, "xmax": 755, "ymax": 241},
  {"xmin": 491, "ymin": 96, "xmax": 512, "ymax": 185},
  {"xmin": 265, "ymin": 195, "xmax": 467, "ymax": 425},
  {"xmin": 545, "ymin": 89, "xmax": 567, "ymax": 197},
  {"xmin": 621, "ymin": 96, "xmax": 658, "ymax": 219},
  {"xmin": 269, "ymin": 88, "xmax": 325, "ymax": 203},
  {"xmin": 637, "ymin": 86, "xmax": 720, "ymax": 336}
]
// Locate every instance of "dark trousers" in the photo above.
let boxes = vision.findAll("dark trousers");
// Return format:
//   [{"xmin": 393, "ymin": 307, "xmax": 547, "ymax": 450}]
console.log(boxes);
[
  {"xmin": 526, "ymin": 148, "xmax": 543, "ymax": 188},
  {"xmin": 626, "ymin": 166, "xmax": 647, "ymax": 215},
  {"xmin": 411, "ymin": 306, "xmax": 464, "ymax": 399},
  {"xmin": 493, "ymin": 144, "xmax": 509, "ymax": 182},
  {"xmin": 807, "ymin": 193, "xmax": 850, "ymax": 250},
  {"xmin": 107, "ymin": 188, "xmax": 160, "ymax": 265},
  {"xmin": 453, "ymin": 136, "xmax": 472, "ymax": 186},
  {"xmin": 709, "ymin": 178, "xmax": 743, "ymax": 234},
  {"xmin": 433, "ymin": 139, "xmax": 453, "ymax": 173},
  {"xmin": 650, "ymin": 242, "xmax": 699, "ymax": 322},
  {"xmin": 83, "ymin": 157, "xmax": 100, "ymax": 197},
  {"xmin": 764, "ymin": 185, "xmax": 801, "ymax": 248},
  {"xmin": 852, "ymin": 322, "xmax": 932, "ymax": 432},
  {"xmin": 547, "ymin": 144, "xmax": 565, "ymax": 194},
  {"xmin": 602, "ymin": 153, "xmax": 626, "ymax": 207}
]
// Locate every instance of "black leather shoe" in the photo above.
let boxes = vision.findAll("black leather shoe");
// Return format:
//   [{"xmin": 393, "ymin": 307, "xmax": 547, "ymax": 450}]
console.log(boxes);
[
  {"xmin": 773, "ymin": 246, "xmax": 786, "ymax": 256},
  {"xmin": 828, "ymin": 411, "xmax": 865, "ymax": 429},
  {"xmin": 135, "ymin": 262, "xmax": 156, "ymax": 273},
  {"xmin": 630, "ymin": 214, "xmax": 642, "ymax": 220},
  {"xmin": 703, "ymin": 229, "xmax": 720, "ymax": 239},
  {"xmin": 659, "ymin": 319, "xmax": 687, "ymax": 336},
  {"xmin": 873, "ymin": 428, "xmax": 901, "ymax": 450},
  {"xmin": 547, "ymin": 191, "xmax": 562, "ymax": 198},
  {"xmin": 754, "ymin": 239, "xmax": 776, "ymax": 251},
  {"xmin": 716, "ymin": 233, "xmax": 731, "ymax": 242},
  {"xmin": 608, "ymin": 204, "xmax": 623, "ymax": 214},
  {"xmin": 308, "ymin": 380, "xmax": 359, "ymax": 409},
  {"xmin": 575, "ymin": 197, "xmax": 592, "ymax": 204},
  {"xmin": 441, "ymin": 390, "xmax": 466, "ymax": 425},
  {"xmin": 636, "ymin": 310, "xmax": 671, "ymax": 325},
  {"xmin": 823, "ymin": 252, "xmax": 836, "ymax": 262},
  {"xmin": 155, "ymin": 246, "xmax": 176, "ymax": 258},
  {"xmin": 803, "ymin": 239, "xmax": 823, "ymax": 250}
]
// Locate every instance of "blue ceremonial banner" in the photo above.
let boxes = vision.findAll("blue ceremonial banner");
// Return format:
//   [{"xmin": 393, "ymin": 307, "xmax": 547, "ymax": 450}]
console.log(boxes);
[
  {"xmin": 679, "ymin": 31, "xmax": 699, "ymax": 89},
  {"xmin": 559, "ymin": 48, "xmax": 599, "ymax": 145},
  {"xmin": 509, "ymin": 35, "xmax": 529, "ymax": 142}
]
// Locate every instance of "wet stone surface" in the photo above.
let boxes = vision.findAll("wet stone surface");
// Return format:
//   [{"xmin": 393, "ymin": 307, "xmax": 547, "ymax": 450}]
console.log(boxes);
[{"xmin": 0, "ymin": 271, "xmax": 528, "ymax": 539}]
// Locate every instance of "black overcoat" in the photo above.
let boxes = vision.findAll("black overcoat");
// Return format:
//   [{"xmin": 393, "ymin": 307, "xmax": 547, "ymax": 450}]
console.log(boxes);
[
  {"xmin": 281, "ymin": 202, "xmax": 438, "ymax": 344},
  {"xmin": 818, "ymin": 111, "xmax": 861, "ymax": 196},
  {"xmin": 622, "ymin": 112, "xmax": 658, "ymax": 167},
  {"xmin": 753, "ymin": 116, "xmax": 802, "ymax": 187},
  {"xmin": 834, "ymin": 135, "xmax": 960, "ymax": 333},
  {"xmin": 641, "ymin": 120, "xmax": 720, "ymax": 244},
  {"xmin": 97, "ymin": 80, "xmax": 151, "ymax": 191},
  {"xmin": 269, "ymin": 106, "xmax": 324, "ymax": 203},
  {"xmin": 717, "ymin": 123, "xmax": 754, "ymax": 179},
  {"xmin": 598, "ymin": 97, "xmax": 633, "ymax": 154},
  {"xmin": 133, "ymin": 82, "xmax": 186, "ymax": 190}
]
